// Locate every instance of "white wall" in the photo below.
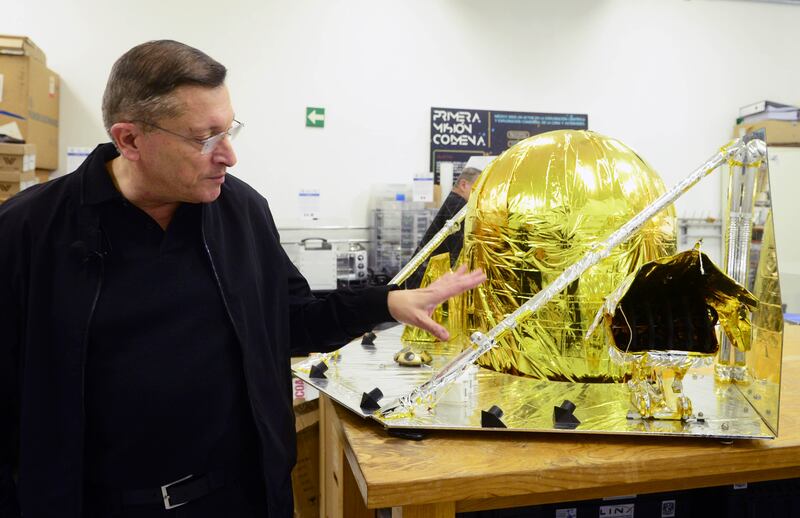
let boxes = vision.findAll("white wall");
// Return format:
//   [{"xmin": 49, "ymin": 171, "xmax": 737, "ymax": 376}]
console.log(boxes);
[{"xmin": 6, "ymin": 0, "xmax": 800, "ymax": 226}]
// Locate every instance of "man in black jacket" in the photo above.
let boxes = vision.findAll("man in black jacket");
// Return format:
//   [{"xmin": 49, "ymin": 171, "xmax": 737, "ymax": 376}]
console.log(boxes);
[{"xmin": 0, "ymin": 40, "xmax": 484, "ymax": 518}]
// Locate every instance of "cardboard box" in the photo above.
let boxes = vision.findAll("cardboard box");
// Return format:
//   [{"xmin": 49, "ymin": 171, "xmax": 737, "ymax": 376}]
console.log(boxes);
[
  {"xmin": 0, "ymin": 142, "xmax": 36, "ymax": 172},
  {"xmin": 291, "ymin": 375, "xmax": 319, "ymax": 405},
  {"xmin": 0, "ymin": 142, "xmax": 37, "ymax": 202},
  {"xmin": 0, "ymin": 171, "xmax": 37, "ymax": 201},
  {"xmin": 0, "ymin": 35, "xmax": 60, "ymax": 169},
  {"xmin": 34, "ymin": 168, "xmax": 53, "ymax": 184},
  {"xmin": 0, "ymin": 35, "xmax": 46, "ymax": 64},
  {"xmin": 735, "ymin": 120, "xmax": 800, "ymax": 145},
  {"xmin": 432, "ymin": 183, "xmax": 442, "ymax": 207}
]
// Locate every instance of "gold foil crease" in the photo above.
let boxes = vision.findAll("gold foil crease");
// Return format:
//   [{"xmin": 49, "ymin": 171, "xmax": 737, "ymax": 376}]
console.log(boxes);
[
  {"xmin": 750, "ymin": 208, "xmax": 783, "ymax": 381},
  {"xmin": 461, "ymin": 130, "xmax": 676, "ymax": 382},
  {"xmin": 746, "ymin": 203, "xmax": 784, "ymax": 434},
  {"xmin": 402, "ymin": 253, "xmax": 453, "ymax": 343}
]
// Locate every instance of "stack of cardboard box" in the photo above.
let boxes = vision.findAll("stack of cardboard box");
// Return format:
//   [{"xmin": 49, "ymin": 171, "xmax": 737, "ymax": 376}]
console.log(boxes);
[
  {"xmin": 0, "ymin": 34, "xmax": 60, "ymax": 202},
  {"xmin": 0, "ymin": 143, "xmax": 37, "ymax": 202}
]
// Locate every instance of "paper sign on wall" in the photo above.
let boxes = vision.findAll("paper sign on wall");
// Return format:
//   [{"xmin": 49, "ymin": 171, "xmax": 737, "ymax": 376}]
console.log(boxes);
[
  {"xmin": 412, "ymin": 172, "xmax": 434, "ymax": 202},
  {"xmin": 298, "ymin": 189, "xmax": 320, "ymax": 220}
]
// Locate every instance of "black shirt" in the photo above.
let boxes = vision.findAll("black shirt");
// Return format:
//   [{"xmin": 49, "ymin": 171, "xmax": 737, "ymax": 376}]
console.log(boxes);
[{"xmin": 83, "ymin": 171, "xmax": 259, "ymax": 491}]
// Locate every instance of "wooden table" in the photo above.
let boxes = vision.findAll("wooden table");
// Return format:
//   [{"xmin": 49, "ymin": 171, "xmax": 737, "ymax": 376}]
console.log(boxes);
[{"xmin": 319, "ymin": 326, "xmax": 800, "ymax": 518}]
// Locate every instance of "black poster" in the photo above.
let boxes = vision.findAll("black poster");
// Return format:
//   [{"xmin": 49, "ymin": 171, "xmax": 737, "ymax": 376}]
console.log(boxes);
[{"xmin": 430, "ymin": 107, "xmax": 588, "ymax": 184}]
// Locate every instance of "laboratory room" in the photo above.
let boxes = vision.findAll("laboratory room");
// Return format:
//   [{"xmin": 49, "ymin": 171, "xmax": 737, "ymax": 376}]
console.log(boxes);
[{"xmin": 2, "ymin": 1, "xmax": 800, "ymax": 517}]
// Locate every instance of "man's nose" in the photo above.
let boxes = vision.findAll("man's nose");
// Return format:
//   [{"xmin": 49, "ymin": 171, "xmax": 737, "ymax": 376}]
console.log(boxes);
[{"xmin": 213, "ymin": 136, "xmax": 237, "ymax": 167}]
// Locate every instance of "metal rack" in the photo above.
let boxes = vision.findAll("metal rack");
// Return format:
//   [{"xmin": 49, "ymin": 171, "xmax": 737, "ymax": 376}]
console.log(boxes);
[{"xmin": 370, "ymin": 203, "xmax": 437, "ymax": 280}]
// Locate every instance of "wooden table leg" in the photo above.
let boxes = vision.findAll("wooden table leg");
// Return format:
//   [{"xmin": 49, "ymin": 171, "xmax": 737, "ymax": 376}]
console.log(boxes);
[
  {"xmin": 320, "ymin": 394, "xmax": 344, "ymax": 518},
  {"xmin": 320, "ymin": 395, "xmax": 375, "ymax": 518},
  {"xmin": 391, "ymin": 502, "xmax": 456, "ymax": 518},
  {"xmin": 343, "ymin": 454, "xmax": 375, "ymax": 518}
]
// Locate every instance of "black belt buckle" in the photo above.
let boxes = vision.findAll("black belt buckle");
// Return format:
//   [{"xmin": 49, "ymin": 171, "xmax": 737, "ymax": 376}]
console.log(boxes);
[{"xmin": 160, "ymin": 474, "xmax": 193, "ymax": 509}]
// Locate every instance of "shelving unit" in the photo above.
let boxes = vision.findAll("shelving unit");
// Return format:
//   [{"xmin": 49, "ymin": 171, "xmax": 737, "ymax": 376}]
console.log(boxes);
[{"xmin": 370, "ymin": 204, "xmax": 437, "ymax": 280}]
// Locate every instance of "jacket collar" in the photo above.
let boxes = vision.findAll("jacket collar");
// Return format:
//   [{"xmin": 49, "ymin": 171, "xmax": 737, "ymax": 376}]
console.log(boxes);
[{"xmin": 81, "ymin": 142, "xmax": 123, "ymax": 206}]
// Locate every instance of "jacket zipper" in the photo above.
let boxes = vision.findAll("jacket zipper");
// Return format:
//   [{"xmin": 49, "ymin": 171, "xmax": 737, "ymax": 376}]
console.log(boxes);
[
  {"xmin": 200, "ymin": 224, "xmax": 267, "ymax": 484},
  {"xmin": 79, "ymin": 249, "xmax": 104, "ymax": 510}
]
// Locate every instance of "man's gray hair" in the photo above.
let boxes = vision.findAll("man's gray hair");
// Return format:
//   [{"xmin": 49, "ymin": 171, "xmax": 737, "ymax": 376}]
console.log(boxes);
[
  {"xmin": 102, "ymin": 40, "xmax": 227, "ymax": 136},
  {"xmin": 457, "ymin": 167, "xmax": 482, "ymax": 184}
]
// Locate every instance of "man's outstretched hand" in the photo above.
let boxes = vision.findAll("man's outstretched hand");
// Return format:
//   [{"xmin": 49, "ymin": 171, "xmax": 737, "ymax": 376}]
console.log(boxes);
[{"xmin": 387, "ymin": 265, "xmax": 486, "ymax": 341}]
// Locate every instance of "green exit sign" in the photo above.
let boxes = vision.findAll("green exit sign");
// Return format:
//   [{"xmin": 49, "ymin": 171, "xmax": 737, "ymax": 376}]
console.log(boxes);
[{"xmin": 306, "ymin": 107, "xmax": 325, "ymax": 128}]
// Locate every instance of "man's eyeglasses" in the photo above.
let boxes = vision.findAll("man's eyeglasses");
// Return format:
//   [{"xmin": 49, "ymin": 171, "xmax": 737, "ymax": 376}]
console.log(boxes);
[{"xmin": 134, "ymin": 119, "xmax": 243, "ymax": 155}]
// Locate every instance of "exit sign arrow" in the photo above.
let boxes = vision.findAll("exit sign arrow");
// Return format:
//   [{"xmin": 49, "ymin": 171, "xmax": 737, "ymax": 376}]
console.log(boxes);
[{"xmin": 306, "ymin": 107, "xmax": 325, "ymax": 128}]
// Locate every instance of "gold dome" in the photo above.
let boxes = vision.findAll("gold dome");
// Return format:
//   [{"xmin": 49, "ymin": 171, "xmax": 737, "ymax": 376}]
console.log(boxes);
[{"xmin": 460, "ymin": 130, "xmax": 676, "ymax": 382}]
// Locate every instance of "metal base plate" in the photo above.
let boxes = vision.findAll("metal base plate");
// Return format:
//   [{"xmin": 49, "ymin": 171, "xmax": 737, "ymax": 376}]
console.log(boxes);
[{"xmin": 293, "ymin": 325, "xmax": 775, "ymax": 439}]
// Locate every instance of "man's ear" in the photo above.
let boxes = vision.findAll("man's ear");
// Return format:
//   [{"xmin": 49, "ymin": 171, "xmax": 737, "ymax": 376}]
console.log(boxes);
[{"xmin": 109, "ymin": 122, "xmax": 142, "ymax": 161}]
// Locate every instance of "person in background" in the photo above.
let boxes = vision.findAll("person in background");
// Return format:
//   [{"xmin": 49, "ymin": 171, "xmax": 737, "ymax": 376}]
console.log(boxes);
[
  {"xmin": 0, "ymin": 40, "xmax": 485, "ymax": 518},
  {"xmin": 404, "ymin": 166, "xmax": 482, "ymax": 289}
]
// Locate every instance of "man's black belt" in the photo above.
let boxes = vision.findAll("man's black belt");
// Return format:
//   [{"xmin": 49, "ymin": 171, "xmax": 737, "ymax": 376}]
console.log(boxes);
[{"xmin": 96, "ymin": 470, "xmax": 227, "ymax": 510}]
